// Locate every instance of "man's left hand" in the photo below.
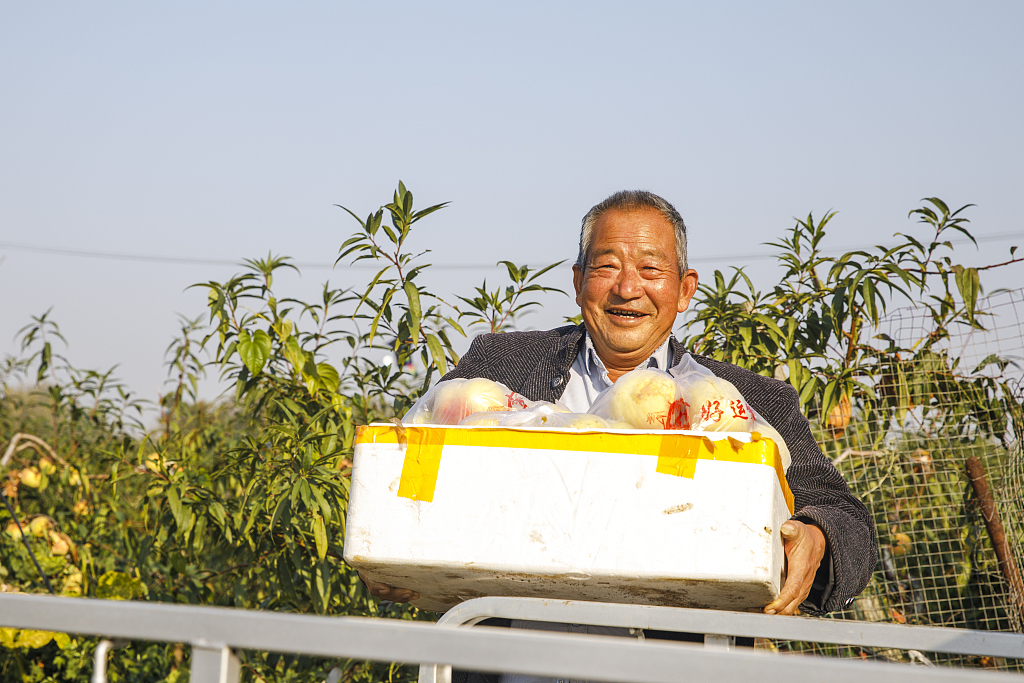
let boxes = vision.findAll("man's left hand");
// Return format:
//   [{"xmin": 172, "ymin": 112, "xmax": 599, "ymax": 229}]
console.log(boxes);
[{"xmin": 764, "ymin": 519, "xmax": 826, "ymax": 616}]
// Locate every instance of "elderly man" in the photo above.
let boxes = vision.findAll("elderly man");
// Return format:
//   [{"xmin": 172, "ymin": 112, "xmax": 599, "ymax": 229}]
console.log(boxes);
[{"xmin": 364, "ymin": 190, "xmax": 876, "ymax": 629}]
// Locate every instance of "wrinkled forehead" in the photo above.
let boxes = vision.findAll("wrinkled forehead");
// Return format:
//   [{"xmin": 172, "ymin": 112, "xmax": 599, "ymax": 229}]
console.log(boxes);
[
  {"xmin": 587, "ymin": 207, "xmax": 679, "ymax": 263},
  {"xmin": 588, "ymin": 242, "xmax": 675, "ymax": 263}
]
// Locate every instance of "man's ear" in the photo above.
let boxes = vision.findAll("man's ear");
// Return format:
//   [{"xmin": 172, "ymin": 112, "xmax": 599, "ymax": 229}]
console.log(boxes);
[
  {"xmin": 572, "ymin": 264, "xmax": 584, "ymax": 307},
  {"xmin": 677, "ymin": 269, "xmax": 699, "ymax": 313}
]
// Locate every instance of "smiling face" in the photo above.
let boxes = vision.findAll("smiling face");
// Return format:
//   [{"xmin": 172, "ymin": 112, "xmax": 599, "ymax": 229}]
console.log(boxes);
[{"xmin": 572, "ymin": 207, "xmax": 699, "ymax": 380}]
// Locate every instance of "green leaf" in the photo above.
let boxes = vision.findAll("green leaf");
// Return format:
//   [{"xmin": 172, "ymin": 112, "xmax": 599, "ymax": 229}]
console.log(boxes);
[
  {"xmin": 237, "ymin": 329, "xmax": 272, "ymax": 375},
  {"xmin": 315, "ymin": 561, "xmax": 331, "ymax": 614},
  {"xmin": 210, "ymin": 501, "xmax": 227, "ymax": 528},
  {"xmin": 283, "ymin": 337, "xmax": 304, "ymax": 373},
  {"xmin": 167, "ymin": 485, "xmax": 185, "ymax": 527},
  {"xmin": 954, "ymin": 265, "xmax": 980, "ymax": 325},
  {"xmin": 96, "ymin": 571, "xmax": 148, "ymax": 601},
  {"xmin": 738, "ymin": 323, "xmax": 753, "ymax": 350},
  {"xmin": 0, "ymin": 628, "xmax": 15, "ymax": 648},
  {"xmin": 443, "ymin": 316, "xmax": 466, "ymax": 336},
  {"xmin": 425, "ymin": 333, "xmax": 448, "ymax": 375},
  {"xmin": 527, "ymin": 260, "xmax": 567, "ymax": 282},
  {"xmin": 821, "ymin": 380, "xmax": 840, "ymax": 417},
  {"xmin": 310, "ymin": 483, "xmax": 333, "ymax": 521},
  {"xmin": 862, "ymin": 278, "xmax": 878, "ymax": 324},
  {"xmin": 411, "ymin": 201, "xmax": 449, "ymax": 223},
  {"xmin": 234, "ymin": 365, "xmax": 250, "ymax": 401},
  {"xmin": 499, "ymin": 260, "xmax": 521, "ymax": 283},
  {"xmin": 270, "ymin": 495, "xmax": 290, "ymax": 530},
  {"xmin": 313, "ymin": 514, "xmax": 327, "ymax": 561},
  {"xmin": 368, "ymin": 288, "xmax": 396, "ymax": 346},
  {"xmin": 797, "ymin": 377, "xmax": 819, "ymax": 408},
  {"xmin": 276, "ymin": 555, "xmax": 300, "ymax": 604},
  {"xmin": 787, "ymin": 359, "xmax": 803, "ymax": 390},
  {"xmin": 14, "ymin": 630, "xmax": 55, "ymax": 649},
  {"xmin": 404, "ymin": 280, "xmax": 422, "ymax": 345},
  {"xmin": 242, "ymin": 505, "xmax": 261, "ymax": 537},
  {"xmin": 37, "ymin": 341, "xmax": 51, "ymax": 382},
  {"xmin": 317, "ymin": 362, "xmax": 339, "ymax": 393},
  {"xmin": 274, "ymin": 318, "xmax": 293, "ymax": 340}
]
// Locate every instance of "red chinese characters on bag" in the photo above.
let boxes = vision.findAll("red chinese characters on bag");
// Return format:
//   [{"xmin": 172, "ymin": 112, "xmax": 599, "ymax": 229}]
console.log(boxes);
[
  {"xmin": 666, "ymin": 398, "xmax": 691, "ymax": 430},
  {"xmin": 729, "ymin": 399, "xmax": 752, "ymax": 420},
  {"xmin": 646, "ymin": 411, "xmax": 667, "ymax": 427},
  {"xmin": 700, "ymin": 400, "xmax": 724, "ymax": 425},
  {"xmin": 505, "ymin": 392, "xmax": 528, "ymax": 410}
]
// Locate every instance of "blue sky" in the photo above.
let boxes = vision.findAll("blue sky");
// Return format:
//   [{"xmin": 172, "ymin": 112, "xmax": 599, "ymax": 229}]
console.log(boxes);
[{"xmin": 2, "ymin": 1, "xmax": 1023, "ymax": 402}]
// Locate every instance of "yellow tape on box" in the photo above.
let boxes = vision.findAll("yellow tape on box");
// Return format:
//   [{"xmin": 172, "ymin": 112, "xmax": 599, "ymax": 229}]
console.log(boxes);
[{"xmin": 354, "ymin": 424, "xmax": 794, "ymax": 514}]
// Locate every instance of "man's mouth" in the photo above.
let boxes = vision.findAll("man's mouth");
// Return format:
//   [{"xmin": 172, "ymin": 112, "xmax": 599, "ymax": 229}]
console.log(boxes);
[{"xmin": 606, "ymin": 308, "xmax": 648, "ymax": 319}]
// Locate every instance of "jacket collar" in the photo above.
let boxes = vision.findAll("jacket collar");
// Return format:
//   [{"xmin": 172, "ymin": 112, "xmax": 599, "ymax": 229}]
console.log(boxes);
[{"xmin": 669, "ymin": 335, "xmax": 686, "ymax": 366}]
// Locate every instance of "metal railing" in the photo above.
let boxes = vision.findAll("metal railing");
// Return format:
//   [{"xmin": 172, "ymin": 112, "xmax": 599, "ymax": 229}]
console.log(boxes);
[
  {"xmin": 2, "ymin": 593, "xmax": 1023, "ymax": 683},
  {"xmin": 419, "ymin": 597, "xmax": 1024, "ymax": 683}
]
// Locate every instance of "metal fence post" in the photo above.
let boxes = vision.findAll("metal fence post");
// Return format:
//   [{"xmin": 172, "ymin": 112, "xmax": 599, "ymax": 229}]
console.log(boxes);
[
  {"xmin": 90, "ymin": 639, "xmax": 128, "ymax": 683},
  {"xmin": 703, "ymin": 635, "xmax": 735, "ymax": 649},
  {"xmin": 190, "ymin": 642, "xmax": 241, "ymax": 683}
]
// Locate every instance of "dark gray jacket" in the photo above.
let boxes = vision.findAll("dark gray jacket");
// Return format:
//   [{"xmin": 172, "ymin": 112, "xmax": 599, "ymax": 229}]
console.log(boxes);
[{"xmin": 443, "ymin": 323, "xmax": 877, "ymax": 614}]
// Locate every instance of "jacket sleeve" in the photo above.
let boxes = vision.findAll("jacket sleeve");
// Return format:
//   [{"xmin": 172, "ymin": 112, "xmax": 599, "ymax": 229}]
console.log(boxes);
[{"xmin": 768, "ymin": 383, "xmax": 878, "ymax": 614}]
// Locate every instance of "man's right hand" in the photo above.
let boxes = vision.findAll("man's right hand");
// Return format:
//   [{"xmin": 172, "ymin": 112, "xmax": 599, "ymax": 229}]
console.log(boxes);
[{"xmin": 358, "ymin": 572, "xmax": 419, "ymax": 603}]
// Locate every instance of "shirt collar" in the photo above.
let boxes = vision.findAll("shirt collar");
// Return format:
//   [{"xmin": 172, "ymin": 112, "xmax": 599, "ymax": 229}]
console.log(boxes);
[{"xmin": 582, "ymin": 332, "xmax": 673, "ymax": 381}]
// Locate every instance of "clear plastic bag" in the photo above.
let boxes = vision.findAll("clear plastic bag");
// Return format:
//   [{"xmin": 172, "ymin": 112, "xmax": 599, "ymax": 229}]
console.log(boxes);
[
  {"xmin": 545, "ymin": 413, "xmax": 613, "ymax": 430},
  {"xmin": 586, "ymin": 368, "xmax": 689, "ymax": 430},
  {"xmin": 490, "ymin": 402, "xmax": 567, "ymax": 427},
  {"xmin": 458, "ymin": 411, "xmax": 514, "ymax": 427},
  {"xmin": 669, "ymin": 354, "xmax": 791, "ymax": 470},
  {"xmin": 403, "ymin": 377, "xmax": 532, "ymax": 426},
  {"xmin": 497, "ymin": 403, "xmax": 611, "ymax": 430}
]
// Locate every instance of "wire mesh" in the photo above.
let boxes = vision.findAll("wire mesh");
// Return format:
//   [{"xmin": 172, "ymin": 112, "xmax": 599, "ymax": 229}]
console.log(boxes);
[{"xmin": 771, "ymin": 288, "xmax": 1024, "ymax": 670}]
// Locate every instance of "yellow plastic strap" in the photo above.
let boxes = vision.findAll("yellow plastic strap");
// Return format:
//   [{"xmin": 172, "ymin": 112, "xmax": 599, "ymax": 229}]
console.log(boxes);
[
  {"xmin": 356, "ymin": 425, "xmax": 794, "ymax": 513},
  {"xmin": 655, "ymin": 434, "xmax": 710, "ymax": 479},
  {"xmin": 394, "ymin": 428, "xmax": 445, "ymax": 502}
]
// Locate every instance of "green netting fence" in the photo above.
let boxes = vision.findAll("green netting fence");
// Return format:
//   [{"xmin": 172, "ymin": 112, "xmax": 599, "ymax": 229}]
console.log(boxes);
[{"xmin": 765, "ymin": 288, "xmax": 1024, "ymax": 670}]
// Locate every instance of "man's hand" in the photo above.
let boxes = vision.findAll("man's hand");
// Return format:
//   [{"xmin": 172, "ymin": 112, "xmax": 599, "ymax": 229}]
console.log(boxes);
[
  {"xmin": 358, "ymin": 572, "xmax": 419, "ymax": 603},
  {"xmin": 764, "ymin": 519, "xmax": 826, "ymax": 616}
]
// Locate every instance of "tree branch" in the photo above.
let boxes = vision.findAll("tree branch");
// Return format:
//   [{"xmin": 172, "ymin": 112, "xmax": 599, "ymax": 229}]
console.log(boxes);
[
  {"xmin": 908, "ymin": 255, "xmax": 1024, "ymax": 275},
  {"xmin": 1, "ymin": 433, "xmax": 64, "ymax": 470}
]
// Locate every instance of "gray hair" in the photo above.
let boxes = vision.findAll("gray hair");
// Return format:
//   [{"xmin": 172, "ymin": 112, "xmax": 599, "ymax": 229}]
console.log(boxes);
[{"xmin": 576, "ymin": 190, "xmax": 688, "ymax": 275}]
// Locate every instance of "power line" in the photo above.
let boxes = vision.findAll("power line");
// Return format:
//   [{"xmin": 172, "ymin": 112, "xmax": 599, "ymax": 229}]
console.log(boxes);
[
  {"xmin": 0, "ymin": 231, "xmax": 1021, "ymax": 271},
  {"xmin": 0, "ymin": 242, "xmax": 252, "ymax": 267},
  {"xmin": 0, "ymin": 241, "xmax": 487, "ymax": 270},
  {"xmin": 698, "ymin": 230, "xmax": 1023, "ymax": 265}
]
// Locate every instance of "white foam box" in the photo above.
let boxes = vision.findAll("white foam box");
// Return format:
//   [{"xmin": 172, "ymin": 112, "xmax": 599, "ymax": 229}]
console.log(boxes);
[{"xmin": 343, "ymin": 424, "xmax": 794, "ymax": 613}]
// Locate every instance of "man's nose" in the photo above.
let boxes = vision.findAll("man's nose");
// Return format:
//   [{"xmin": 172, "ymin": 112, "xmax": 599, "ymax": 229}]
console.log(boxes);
[{"xmin": 612, "ymin": 266, "xmax": 643, "ymax": 299}]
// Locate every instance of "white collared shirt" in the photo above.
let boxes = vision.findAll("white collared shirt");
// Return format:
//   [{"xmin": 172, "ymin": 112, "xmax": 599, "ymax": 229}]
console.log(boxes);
[{"xmin": 557, "ymin": 332, "xmax": 673, "ymax": 413}]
